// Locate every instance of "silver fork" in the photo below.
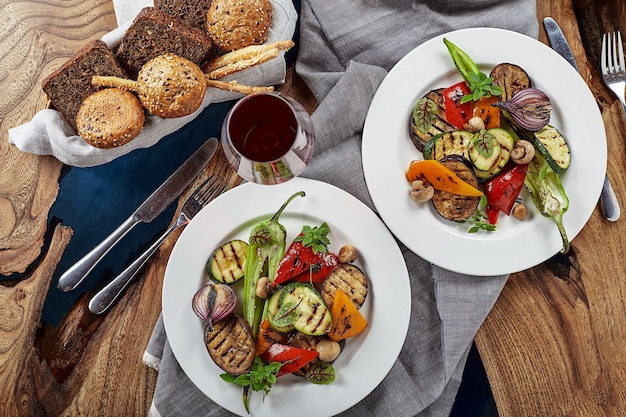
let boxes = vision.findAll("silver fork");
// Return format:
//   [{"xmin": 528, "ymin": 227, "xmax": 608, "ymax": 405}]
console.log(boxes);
[
  {"xmin": 601, "ymin": 31, "xmax": 626, "ymax": 114},
  {"xmin": 598, "ymin": 32, "xmax": 624, "ymax": 222},
  {"xmin": 88, "ymin": 174, "xmax": 228, "ymax": 314}
]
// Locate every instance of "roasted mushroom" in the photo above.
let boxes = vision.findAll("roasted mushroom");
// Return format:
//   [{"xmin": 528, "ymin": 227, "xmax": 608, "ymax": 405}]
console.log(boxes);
[
  {"xmin": 510, "ymin": 140, "xmax": 535, "ymax": 164},
  {"xmin": 409, "ymin": 179, "xmax": 435, "ymax": 202}
]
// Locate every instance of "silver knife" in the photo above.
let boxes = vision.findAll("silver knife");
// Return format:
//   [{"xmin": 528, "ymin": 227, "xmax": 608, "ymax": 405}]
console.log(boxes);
[
  {"xmin": 543, "ymin": 17, "xmax": 620, "ymax": 222},
  {"xmin": 57, "ymin": 137, "xmax": 219, "ymax": 291}
]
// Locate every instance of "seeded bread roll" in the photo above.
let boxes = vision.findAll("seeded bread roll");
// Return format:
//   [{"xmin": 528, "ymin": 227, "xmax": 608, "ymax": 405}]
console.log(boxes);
[
  {"xmin": 206, "ymin": 0, "xmax": 273, "ymax": 51},
  {"xmin": 42, "ymin": 40, "xmax": 128, "ymax": 130},
  {"xmin": 154, "ymin": 0, "xmax": 214, "ymax": 31},
  {"xmin": 116, "ymin": 7, "xmax": 213, "ymax": 78},
  {"xmin": 136, "ymin": 54, "xmax": 207, "ymax": 118},
  {"xmin": 76, "ymin": 88, "xmax": 145, "ymax": 149}
]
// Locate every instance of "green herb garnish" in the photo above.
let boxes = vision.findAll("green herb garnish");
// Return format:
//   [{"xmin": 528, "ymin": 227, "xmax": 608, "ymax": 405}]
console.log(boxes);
[
  {"xmin": 221, "ymin": 357, "xmax": 282, "ymax": 413},
  {"xmin": 459, "ymin": 196, "xmax": 497, "ymax": 233},
  {"xmin": 294, "ymin": 223, "xmax": 330, "ymax": 254}
]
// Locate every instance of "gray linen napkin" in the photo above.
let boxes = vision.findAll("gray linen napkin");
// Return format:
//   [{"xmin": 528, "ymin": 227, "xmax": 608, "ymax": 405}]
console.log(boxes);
[
  {"xmin": 7, "ymin": 0, "xmax": 297, "ymax": 167},
  {"xmin": 144, "ymin": 1, "xmax": 538, "ymax": 416}
]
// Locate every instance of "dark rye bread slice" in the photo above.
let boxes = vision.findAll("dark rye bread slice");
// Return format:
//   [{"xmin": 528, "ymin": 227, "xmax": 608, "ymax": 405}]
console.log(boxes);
[
  {"xmin": 42, "ymin": 39, "xmax": 128, "ymax": 130},
  {"xmin": 115, "ymin": 7, "xmax": 213, "ymax": 78},
  {"xmin": 154, "ymin": 0, "xmax": 213, "ymax": 32}
]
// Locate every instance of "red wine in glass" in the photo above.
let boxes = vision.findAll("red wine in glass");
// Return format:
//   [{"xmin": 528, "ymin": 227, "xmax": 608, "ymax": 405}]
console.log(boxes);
[{"xmin": 222, "ymin": 93, "xmax": 315, "ymax": 184}]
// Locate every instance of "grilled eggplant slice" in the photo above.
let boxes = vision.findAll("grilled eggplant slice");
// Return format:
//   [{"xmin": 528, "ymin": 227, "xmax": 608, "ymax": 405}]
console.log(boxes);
[
  {"xmin": 490, "ymin": 63, "xmax": 531, "ymax": 102},
  {"xmin": 204, "ymin": 314, "xmax": 255, "ymax": 375},
  {"xmin": 321, "ymin": 264, "xmax": 368, "ymax": 309},
  {"xmin": 432, "ymin": 155, "xmax": 481, "ymax": 221},
  {"xmin": 409, "ymin": 88, "xmax": 456, "ymax": 151}
]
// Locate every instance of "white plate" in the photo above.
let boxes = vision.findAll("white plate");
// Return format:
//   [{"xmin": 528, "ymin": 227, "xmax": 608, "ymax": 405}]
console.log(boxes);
[
  {"xmin": 162, "ymin": 177, "xmax": 410, "ymax": 416},
  {"xmin": 362, "ymin": 27, "xmax": 606, "ymax": 276}
]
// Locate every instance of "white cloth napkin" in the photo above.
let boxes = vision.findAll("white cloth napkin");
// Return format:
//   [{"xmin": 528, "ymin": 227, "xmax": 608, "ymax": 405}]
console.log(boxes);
[
  {"xmin": 7, "ymin": 0, "xmax": 297, "ymax": 167},
  {"xmin": 141, "ymin": 1, "xmax": 539, "ymax": 416}
]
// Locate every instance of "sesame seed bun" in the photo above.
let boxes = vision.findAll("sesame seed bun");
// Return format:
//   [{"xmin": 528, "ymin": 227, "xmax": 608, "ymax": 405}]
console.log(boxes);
[{"xmin": 206, "ymin": 0, "xmax": 273, "ymax": 51}]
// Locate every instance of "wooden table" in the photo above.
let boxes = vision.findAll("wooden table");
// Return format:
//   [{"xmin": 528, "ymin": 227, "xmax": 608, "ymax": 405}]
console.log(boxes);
[{"xmin": 1, "ymin": 1, "xmax": 624, "ymax": 416}]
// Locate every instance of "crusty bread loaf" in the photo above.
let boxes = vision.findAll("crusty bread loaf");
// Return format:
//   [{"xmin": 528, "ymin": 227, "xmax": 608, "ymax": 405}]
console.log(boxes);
[
  {"xmin": 206, "ymin": 0, "xmax": 273, "ymax": 51},
  {"xmin": 42, "ymin": 39, "xmax": 128, "ymax": 130},
  {"xmin": 116, "ymin": 7, "xmax": 213, "ymax": 78},
  {"xmin": 154, "ymin": 0, "xmax": 214, "ymax": 31},
  {"xmin": 76, "ymin": 88, "xmax": 145, "ymax": 148}
]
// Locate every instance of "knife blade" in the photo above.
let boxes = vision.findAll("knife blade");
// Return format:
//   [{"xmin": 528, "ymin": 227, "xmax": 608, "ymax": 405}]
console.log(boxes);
[
  {"xmin": 58, "ymin": 137, "xmax": 219, "ymax": 291},
  {"xmin": 543, "ymin": 17, "xmax": 620, "ymax": 222}
]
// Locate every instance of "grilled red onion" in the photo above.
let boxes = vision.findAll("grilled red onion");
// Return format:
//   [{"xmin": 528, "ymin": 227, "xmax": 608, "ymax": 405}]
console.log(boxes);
[
  {"xmin": 493, "ymin": 88, "xmax": 552, "ymax": 131},
  {"xmin": 192, "ymin": 282, "xmax": 237, "ymax": 330}
]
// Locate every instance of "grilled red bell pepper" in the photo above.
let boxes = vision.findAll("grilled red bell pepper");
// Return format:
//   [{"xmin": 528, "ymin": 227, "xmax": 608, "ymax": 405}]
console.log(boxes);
[
  {"xmin": 272, "ymin": 224, "xmax": 340, "ymax": 287},
  {"xmin": 260, "ymin": 343, "xmax": 319, "ymax": 376},
  {"xmin": 483, "ymin": 163, "xmax": 529, "ymax": 224},
  {"xmin": 443, "ymin": 81, "xmax": 473, "ymax": 129}
]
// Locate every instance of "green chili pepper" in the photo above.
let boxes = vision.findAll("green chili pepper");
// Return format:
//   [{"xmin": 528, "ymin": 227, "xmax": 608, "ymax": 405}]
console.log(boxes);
[
  {"xmin": 524, "ymin": 153, "xmax": 570, "ymax": 253},
  {"xmin": 443, "ymin": 38, "xmax": 503, "ymax": 104},
  {"xmin": 243, "ymin": 191, "xmax": 305, "ymax": 336}
]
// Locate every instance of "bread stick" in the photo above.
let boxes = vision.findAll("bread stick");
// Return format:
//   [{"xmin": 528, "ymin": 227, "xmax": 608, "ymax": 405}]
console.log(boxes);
[
  {"xmin": 205, "ymin": 79, "xmax": 274, "ymax": 94},
  {"xmin": 202, "ymin": 40, "xmax": 295, "ymax": 73},
  {"xmin": 205, "ymin": 48, "xmax": 280, "ymax": 79}
]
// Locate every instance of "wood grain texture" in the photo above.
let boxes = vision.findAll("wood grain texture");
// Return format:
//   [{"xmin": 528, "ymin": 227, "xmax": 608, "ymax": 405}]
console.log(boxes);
[
  {"xmin": 0, "ymin": 0, "xmax": 117, "ymax": 274},
  {"xmin": 475, "ymin": 1, "xmax": 626, "ymax": 416}
]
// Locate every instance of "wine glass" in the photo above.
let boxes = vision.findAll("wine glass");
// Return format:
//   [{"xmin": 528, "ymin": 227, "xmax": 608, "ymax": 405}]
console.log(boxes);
[{"xmin": 221, "ymin": 92, "xmax": 315, "ymax": 184}]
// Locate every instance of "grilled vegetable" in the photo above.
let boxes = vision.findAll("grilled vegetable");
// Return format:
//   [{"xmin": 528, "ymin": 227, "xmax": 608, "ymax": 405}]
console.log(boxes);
[
  {"xmin": 243, "ymin": 191, "xmax": 305, "ymax": 337},
  {"xmin": 267, "ymin": 282, "xmax": 332, "ymax": 336},
  {"xmin": 493, "ymin": 88, "xmax": 552, "ymax": 131},
  {"xmin": 471, "ymin": 128, "xmax": 514, "ymax": 179},
  {"xmin": 489, "ymin": 63, "xmax": 531, "ymax": 101},
  {"xmin": 483, "ymin": 163, "xmax": 529, "ymax": 225},
  {"xmin": 431, "ymin": 155, "xmax": 481, "ymax": 221},
  {"xmin": 508, "ymin": 122, "xmax": 571, "ymax": 173},
  {"xmin": 472, "ymin": 96, "xmax": 500, "ymax": 129},
  {"xmin": 468, "ymin": 129, "xmax": 502, "ymax": 171},
  {"xmin": 321, "ymin": 263, "xmax": 369, "ymax": 309},
  {"xmin": 422, "ymin": 130, "xmax": 473, "ymax": 161},
  {"xmin": 272, "ymin": 223, "xmax": 340, "ymax": 287},
  {"xmin": 256, "ymin": 318, "xmax": 287, "ymax": 355},
  {"xmin": 524, "ymin": 152, "xmax": 570, "ymax": 253},
  {"xmin": 207, "ymin": 239, "xmax": 248, "ymax": 284},
  {"xmin": 443, "ymin": 81, "xmax": 473, "ymax": 129},
  {"xmin": 260, "ymin": 343, "xmax": 319, "ymax": 377},
  {"xmin": 204, "ymin": 314, "xmax": 256, "ymax": 376},
  {"xmin": 405, "ymin": 159, "xmax": 483, "ymax": 196},
  {"xmin": 192, "ymin": 282, "xmax": 237, "ymax": 330},
  {"xmin": 410, "ymin": 88, "xmax": 456, "ymax": 151},
  {"xmin": 328, "ymin": 289, "xmax": 368, "ymax": 341}
]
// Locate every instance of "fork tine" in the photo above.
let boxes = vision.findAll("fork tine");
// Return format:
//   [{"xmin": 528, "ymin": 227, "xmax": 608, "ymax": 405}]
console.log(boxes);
[
  {"xmin": 616, "ymin": 31, "xmax": 624, "ymax": 72},
  {"xmin": 610, "ymin": 32, "xmax": 618, "ymax": 72},
  {"xmin": 601, "ymin": 33, "xmax": 608, "ymax": 73}
]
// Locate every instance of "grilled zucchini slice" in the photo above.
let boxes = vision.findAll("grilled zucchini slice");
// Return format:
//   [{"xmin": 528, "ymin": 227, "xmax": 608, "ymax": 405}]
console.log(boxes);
[
  {"xmin": 268, "ymin": 282, "xmax": 332, "ymax": 336},
  {"xmin": 207, "ymin": 239, "xmax": 248, "ymax": 284},
  {"xmin": 531, "ymin": 124, "xmax": 571, "ymax": 173},
  {"xmin": 507, "ymin": 121, "xmax": 571, "ymax": 173},
  {"xmin": 473, "ymin": 128, "xmax": 515, "ymax": 180},
  {"xmin": 423, "ymin": 130, "xmax": 473, "ymax": 161}
]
